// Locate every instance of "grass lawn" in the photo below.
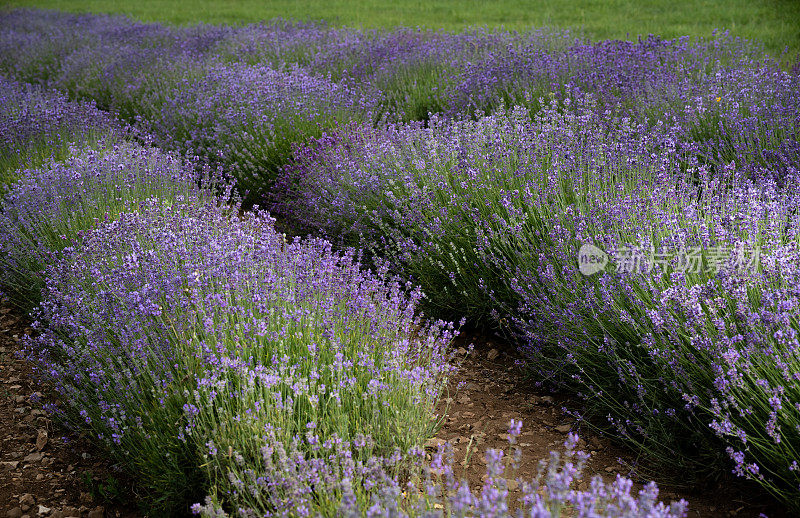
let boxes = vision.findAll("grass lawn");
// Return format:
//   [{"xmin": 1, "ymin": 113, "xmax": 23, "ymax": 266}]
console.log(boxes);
[{"xmin": 5, "ymin": 0, "xmax": 800, "ymax": 59}]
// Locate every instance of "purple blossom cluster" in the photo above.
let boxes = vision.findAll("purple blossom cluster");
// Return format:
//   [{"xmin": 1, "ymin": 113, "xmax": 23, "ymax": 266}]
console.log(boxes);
[
  {"xmin": 0, "ymin": 75, "xmax": 126, "ymax": 184},
  {"xmin": 282, "ymin": 97, "xmax": 800, "ymax": 510},
  {"xmin": 0, "ymin": 106, "xmax": 686, "ymax": 515},
  {"xmin": 2, "ymin": 6, "xmax": 799, "ymax": 514},
  {"xmin": 1, "ymin": 9, "xmax": 794, "ymax": 200},
  {"xmin": 192, "ymin": 425, "xmax": 687, "ymax": 517},
  {"xmin": 23, "ymin": 190, "xmax": 459, "ymax": 512},
  {"xmin": 144, "ymin": 61, "xmax": 377, "ymax": 196},
  {"xmin": 0, "ymin": 142, "xmax": 218, "ymax": 311}
]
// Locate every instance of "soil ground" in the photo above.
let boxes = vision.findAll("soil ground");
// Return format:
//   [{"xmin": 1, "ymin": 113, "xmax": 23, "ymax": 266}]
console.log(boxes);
[{"xmin": 0, "ymin": 300, "xmax": 138, "ymax": 518}]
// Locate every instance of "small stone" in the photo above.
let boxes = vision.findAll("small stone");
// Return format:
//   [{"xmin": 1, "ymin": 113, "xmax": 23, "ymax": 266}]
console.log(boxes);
[
  {"xmin": 7, "ymin": 508, "xmax": 23, "ymax": 518},
  {"xmin": 555, "ymin": 424, "xmax": 572, "ymax": 433},
  {"xmin": 87, "ymin": 507, "xmax": 104, "ymax": 518},
  {"xmin": 540, "ymin": 395, "xmax": 554, "ymax": 405},
  {"xmin": 22, "ymin": 452, "xmax": 42, "ymax": 463},
  {"xmin": 424, "ymin": 437, "xmax": 446, "ymax": 449},
  {"xmin": 1, "ymin": 460, "xmax": 19, "ymax": 470},
  {"xmin": 588, "ymin": 436, "xmax": 604, "ymax": 451},
  {"xmin": 81, "ymin": 452, "xmax": 91, "ymax": 460},
  {"xmin": 36, "ymin": 430, "xmax": 48, "ymax": 451},
  {"xmin": 20, "ymin": 494, "xmax": 35, "ymax": 506},
  {"xmin": 487, "ymin": 348, "xmax": 499, "ymax": 361},
  {"xmin": 605, "ymin": 466, "xmax": 615, "ymax": 473},
  {"xmin": 37, "ymin": 507, "xmax": 50, "ymax": 517}
]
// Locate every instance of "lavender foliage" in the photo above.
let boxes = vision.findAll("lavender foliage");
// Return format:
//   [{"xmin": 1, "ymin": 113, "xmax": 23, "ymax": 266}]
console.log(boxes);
[
  {"xmin": 0, "ymin": 76, "xmax": 126, "ymax": 185},
  {"xmin": 1, "ymin": 6, "xmax": 799, "ymax": 513},
  {"xmin": 283, "ymin": 100, "xmax": 800, "ymax": 509},
  {"xmin": 191, "ymin": 425, "xmax": 687, "ymax": 517},
  {"xmin": 25, "ymin": 195, "xmax": 456, "ymax": 512},
  {"xmin": 1, "ymin": 10, "xmax": 794, "ymax": 200},
  {"xmin": 0, "ymin": 142, "xmax": 218, "ymax": 311}
]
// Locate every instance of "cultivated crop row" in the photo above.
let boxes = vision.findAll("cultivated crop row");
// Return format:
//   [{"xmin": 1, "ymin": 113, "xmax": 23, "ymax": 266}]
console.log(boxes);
[
  {"xmin": 1, "ymin": 7, "xmax": 799, "ymax": 515},
  {"xmin": 0, "ymin": 74, "xmax": 685, "ymax": 516}
]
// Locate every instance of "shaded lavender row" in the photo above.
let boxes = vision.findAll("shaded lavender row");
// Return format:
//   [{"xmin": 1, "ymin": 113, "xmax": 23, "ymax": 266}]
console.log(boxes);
[
  {"xmin": 1, "ymin": 9, "xmax": 796, "ymax": 200},
  {"xmin": 281, "ymin": 100, "xmax": 800, "ymax": 510},
  {"xmin": 0, "ymin": 141, "xmax": 221, "ymax": 311},
  {"xmin": 0, "ymin": 75, "xmax": 127, "ymax": 184}
]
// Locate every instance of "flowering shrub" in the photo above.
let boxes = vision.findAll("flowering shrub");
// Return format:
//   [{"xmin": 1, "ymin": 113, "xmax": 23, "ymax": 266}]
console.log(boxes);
[
  {"xmin": 2, "ymin": 7, "xmax": 799, "ymax": 514},
  {"xmin": 24, "ymin": 196, "xmax": 456, "ymax": 513},
  {"xmin": 191, "ymin": 423, "xmax": 688, "ymax": 517},
  {"xmin": 282, "ymin": 101, "xmax": 800, "ymax": 509},
  {"xmin": 146, "ymin": 62, "xmax": 377, "ymax": 198},
  {"xmin": 1, "ymin": 10, "xmax": 793, "ymax": 201},
  {"xmin": 0, "ymin": 76, "xmax": 126, "ymax": 185},
  {"xmin": 0, "ymin": 142, "xmax": 219, "ymax": 311}
]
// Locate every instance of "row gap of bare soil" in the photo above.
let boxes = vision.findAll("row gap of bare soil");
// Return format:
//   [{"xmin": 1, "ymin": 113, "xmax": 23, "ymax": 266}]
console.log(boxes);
[{"xmin": 0, "ymin": 298, "xmax": 787, "ymax": 517}]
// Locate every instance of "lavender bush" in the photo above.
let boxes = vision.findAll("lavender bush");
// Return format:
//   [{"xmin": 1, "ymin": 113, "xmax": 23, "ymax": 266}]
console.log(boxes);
[
  {"xmin": 282, "ymin": 100, "xmax": 800, "ymax": 509},
  {"xmin": 145, "ymin": 61, "xmax": 378, "ymax": 199},
  {"xmin": 0, "ymin": 142, "xmax": 219, "ymax": 311},
  {"xmin": 2, "ymin": 7, "xmax": 799, "ymax": 513},
  {"xmin": 191, "ymin": 423, "xmax": 687, "ymax": 517},
  {"xmin": 25, "ymin": 196, "xmax": 456, "ymax": 513},
  {"xmin": 278, "ymin": 99, "xmax": 683, "ymax": 321},
  {"xmin": 0, "ymin": 76, "xmax": 126, "ymax": 186},
  {"xmin": 1, "ymin": 10, "xmax": 793, "ymax": 201}
]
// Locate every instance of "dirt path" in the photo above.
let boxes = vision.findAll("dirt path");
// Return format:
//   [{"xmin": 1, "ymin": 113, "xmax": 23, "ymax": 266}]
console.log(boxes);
[
  {"xmin": 0, "ymin": 299, "xmax": 137, "ymax": 518},
  {"xmin": 435, "ymin": 330, "xmax": 785, "ymax": 517}
]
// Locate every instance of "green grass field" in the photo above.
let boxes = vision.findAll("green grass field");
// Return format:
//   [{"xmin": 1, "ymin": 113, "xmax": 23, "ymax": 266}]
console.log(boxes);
[{"xmin": 5, "ymin": 0, "xmax": 800, "ymax": 59}]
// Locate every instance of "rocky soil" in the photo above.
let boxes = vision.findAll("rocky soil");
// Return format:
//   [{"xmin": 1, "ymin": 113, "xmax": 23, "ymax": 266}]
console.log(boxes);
[{"xmin": 0, "ymin": 300, "xmax": 137, "ymax": 518}]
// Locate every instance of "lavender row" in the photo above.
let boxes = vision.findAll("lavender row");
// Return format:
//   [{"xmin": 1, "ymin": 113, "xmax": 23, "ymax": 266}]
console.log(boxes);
[
  {"xmin": 1, "ymin": 10, "xmax": 796, "ymax": 200},
  {"xmin": 0, "ymin": 141, "xmax": 221, "ymax": 311},
  {"xmin": 281, "ymin": 101, "xmax": 800, "ymax": 511},
  {"xmin": 0, "ymin": 75, "xmax": 128, "ymax": 186},
  {"xmin": 0, "ymin": 140, "xmax": 684, "ymax": 516}
]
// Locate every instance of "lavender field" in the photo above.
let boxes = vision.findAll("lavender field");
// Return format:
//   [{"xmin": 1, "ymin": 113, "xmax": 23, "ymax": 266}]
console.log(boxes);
[{"xmin": 0, "ymin": 7, "xmax": 799, "ymax": 517}]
